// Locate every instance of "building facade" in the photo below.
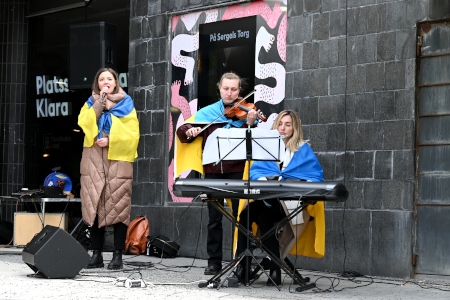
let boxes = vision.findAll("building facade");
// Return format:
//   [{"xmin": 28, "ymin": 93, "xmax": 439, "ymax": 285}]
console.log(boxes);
[{"xmin": 2, "ymin": 0, "xmax": 450, "ymax": 280}]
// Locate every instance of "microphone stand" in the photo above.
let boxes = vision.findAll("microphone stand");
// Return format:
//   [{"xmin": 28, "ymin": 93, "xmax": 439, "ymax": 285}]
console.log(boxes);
[{"xmin": 243, "ymin": 125, "xmax": 252, "ymax": 286}]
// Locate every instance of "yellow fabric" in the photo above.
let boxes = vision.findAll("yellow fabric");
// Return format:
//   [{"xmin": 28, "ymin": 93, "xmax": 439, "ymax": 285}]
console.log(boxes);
[
  {"xmin": 174, "ymin": 135, "xmax": 204, "ymax": 177},
  {"xmin": 231, "ymin": 173, "xmax": 326, "ymax": 258},
  {"xmin": 78, "ymin": 103, "xmax": 139, "ymax": 162},
  {"xmin": 78, "ymin": 103, "xmax": 98, "ymax": 147},
  {"xmin": 174, "ymin": 115, "xmax": 205, "ymax": 177},
  {"xmin": 108, "ymin": 111, "xmax": 139, "ymax": 162},
  {"xmin": 288, "ymin": 202, "xmax": 325, "ymax": 258},
  {"xmin": 227, "ymin": 161, "xmax": 252, "ymax": 254}
]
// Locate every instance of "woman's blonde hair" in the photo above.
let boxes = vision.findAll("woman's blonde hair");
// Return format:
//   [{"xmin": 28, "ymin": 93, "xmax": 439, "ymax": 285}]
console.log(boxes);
[
  {"xmin": 91, "ymin": 67, "xmax": 120, "ymax": 95},
  {"xmin": 271, "ymin": 110, "xmax": 304, "ymax": 152}
]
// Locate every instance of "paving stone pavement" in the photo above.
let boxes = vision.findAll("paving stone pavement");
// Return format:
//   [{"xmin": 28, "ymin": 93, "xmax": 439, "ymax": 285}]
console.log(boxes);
[{"xmin": 1, "ymin": 248, "xmax": 450, "ymax": 300}]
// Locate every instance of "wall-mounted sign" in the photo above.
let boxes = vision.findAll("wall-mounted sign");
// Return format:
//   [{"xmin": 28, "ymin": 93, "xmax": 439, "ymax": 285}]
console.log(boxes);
[
  {"xmin": 209, "ymin": 29, "xmax": 250, "ymax": 42},
  {"xmin": 36, "ymin": 98, "xmax": 71, "ymax": 118},
  {"xmin": 36, "ymin": 75, "xmax": 70, "ymax": 95},
  {"xmin": 43, "ymin": 133, "xmax": 72, "ymax": 150},
  {"xmin": 36, "ymin": 73, "xmax": 128, "ymax": 96},
  {"xmin": 200, "ymin": 16, "xmax": 256, "ymax": 49},
  {"xmin": 35, "ymin": 73, "xmax": 128, "ymax": 118}
]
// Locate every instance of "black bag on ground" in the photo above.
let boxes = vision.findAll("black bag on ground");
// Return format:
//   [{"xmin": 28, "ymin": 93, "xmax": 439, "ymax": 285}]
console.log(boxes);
[{"xmin": 147, "ymin": 235, "xmax": 180, "ymax": 258}]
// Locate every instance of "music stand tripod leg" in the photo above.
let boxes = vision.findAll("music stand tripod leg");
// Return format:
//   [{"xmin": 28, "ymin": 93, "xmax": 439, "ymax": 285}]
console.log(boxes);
[
  {"xmin": 255, "ymin": 240, "xmax": 316, "ymax": 290},
  {"xmin": 253, "ymin": 203, "xmax": 316, "ymax": 289},
  {"xmin": 222, "ymin": 227, "xmax": 279, "ymax": 288},
  {"xmin": 200, "ymin": 255, "xmax": 242, "ymax": 288},
  {"xmin": 200, "ymin": 199, "xmax": 271, "ymax": 289},
  {"xmin": 209, "ymin": 247, "xmax": 274, "ymax": 289},
  {"xmin": 240, "ymin": 248, "xmax": 276, "ymax": 288},
  {"xmin": 253, "ymin": 209, "xmax": 315, "ymax": 290},
  {"xmin": 211, "ymin": 252, "xmax": 251, "ymax": 289}
]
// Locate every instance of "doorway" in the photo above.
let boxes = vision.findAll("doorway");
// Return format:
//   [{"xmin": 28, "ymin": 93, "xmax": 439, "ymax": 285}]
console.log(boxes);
[
  {"xmin": 198, "ymin": 16, "xmax": 257, "ymax": 109},
  {"xmin": 416, "ymin": 21, "xmax": 450, "ymax": 278}
]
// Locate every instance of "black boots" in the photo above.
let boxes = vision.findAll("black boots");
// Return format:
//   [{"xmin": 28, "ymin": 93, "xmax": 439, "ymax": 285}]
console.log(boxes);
[
  {"xmin": 266, "ymin": 269, "xmax": 281, "ymax": 286},
  {"xmin": 86, "ymin": 250, "xmax": 104, "ymax": 269},
  {"xmin": 107, "ymin": 250, "xmax": 123, "ymax": 270},
  {"xmin": 85, "ymin": 250, "xmax": 123, "ymax": 270}
]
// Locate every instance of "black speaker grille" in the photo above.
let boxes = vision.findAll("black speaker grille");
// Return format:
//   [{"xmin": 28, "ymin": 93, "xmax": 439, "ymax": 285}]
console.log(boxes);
[
  {"xmin": 69, "ymin": 22, "xmax": 117, "ymax": 89},
  {"xmin": 22, "ymin": 225, "xmax": 90, "ymax": 278}
]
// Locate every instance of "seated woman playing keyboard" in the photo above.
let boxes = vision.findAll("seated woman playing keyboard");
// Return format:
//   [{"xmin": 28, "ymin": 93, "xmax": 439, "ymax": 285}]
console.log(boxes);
[{"xmin": 236, "ymin": 110, "xmax": 324, "ymax": 286}]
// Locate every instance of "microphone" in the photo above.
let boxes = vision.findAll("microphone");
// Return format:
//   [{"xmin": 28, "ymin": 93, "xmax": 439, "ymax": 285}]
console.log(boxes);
[{"xmin": 101, "ymin": 86, "xmax": 109, "ymax": 101}]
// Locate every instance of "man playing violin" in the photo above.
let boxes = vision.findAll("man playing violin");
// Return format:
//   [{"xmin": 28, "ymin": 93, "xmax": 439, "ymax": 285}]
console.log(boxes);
[{"xmin": 176, "ymin": 72, "xmax": 259, "ymax": 276}]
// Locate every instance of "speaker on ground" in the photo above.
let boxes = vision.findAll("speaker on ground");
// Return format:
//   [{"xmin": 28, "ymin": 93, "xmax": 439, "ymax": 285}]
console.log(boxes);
[
  {"xmin": 22, "ymin": 225, "xmax": 90, "ymax": 279},
  {"xmin": 69, "ymin": 22, "xmax": 117, "ymax": 89}
]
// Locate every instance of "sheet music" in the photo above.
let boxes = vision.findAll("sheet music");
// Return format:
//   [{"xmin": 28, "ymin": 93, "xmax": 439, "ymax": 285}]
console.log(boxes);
[{"xmin": 202, "ymin": 128, "xmax": 284, "ymax": 165}]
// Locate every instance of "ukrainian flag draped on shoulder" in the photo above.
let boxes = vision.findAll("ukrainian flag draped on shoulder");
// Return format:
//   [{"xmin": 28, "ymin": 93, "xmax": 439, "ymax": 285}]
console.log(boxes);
[
  {"xmin": 250, "ymin": 143, "xmax": 326, "ymax": 258},
  {"xmin": 250, "ymin": 143, "xmax": 323, "ymax": 182},
  {"xmin": 78, "ymin": 93, "xmax": 139, "ymax": 162},
  {"xmin": 175, "ymin": 99, "xmax": 246, "ymax": 177}
]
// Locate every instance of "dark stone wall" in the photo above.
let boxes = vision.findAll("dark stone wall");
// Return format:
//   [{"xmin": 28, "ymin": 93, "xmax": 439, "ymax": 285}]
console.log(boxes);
[
  {"xmin": 1, "ymin": 0, "xmax": 449, "ymax": 278},
  {"xmin": 0, "ymin": 0, "xmax": 28, "ymax": 222},
  {"xmin": 128, "ymin": 0, "xmax": 169, "ymax": 217},
  {"xmin": 128, "ymin": 0, "xmax": 256, "ymax": 262},
  {"xmin": 126, "ymin": 0, "xmax": 434, "ymax": 278},
  {"xmin": 284, "ymin": 0, "xmax": 419, "ymax": 277}
]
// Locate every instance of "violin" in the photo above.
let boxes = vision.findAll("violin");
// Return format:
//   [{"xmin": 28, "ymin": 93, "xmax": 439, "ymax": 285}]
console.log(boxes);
[
  {"xmin": 224, "ymin": 94, "xmax": 267, "ymax": 122},
  {"xmin": 186, "ymin": 90, "xmax": 265, "ymax": 139}
]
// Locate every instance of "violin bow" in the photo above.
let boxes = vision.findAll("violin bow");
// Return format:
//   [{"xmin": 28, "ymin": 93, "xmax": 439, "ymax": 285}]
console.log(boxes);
[{"xmin": 187, "ymin": 89, "xmax": 256, "ymax": 139}]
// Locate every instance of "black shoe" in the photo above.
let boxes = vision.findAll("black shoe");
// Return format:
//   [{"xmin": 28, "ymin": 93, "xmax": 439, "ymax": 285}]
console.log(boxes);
[
  {"xmin": 204, "ymin": 265, "xmax": 221, "ymax": 275},
  {"xmin": 107, "ymin": 250, "xmax": 123, "ymax": 270},
  {"xmin": 266, "ymin": 269, "xmax": 281, "ymax": 286},
  {"xmin": 85, "ymin": 250, "xmax": 104, "ymax": 269}
]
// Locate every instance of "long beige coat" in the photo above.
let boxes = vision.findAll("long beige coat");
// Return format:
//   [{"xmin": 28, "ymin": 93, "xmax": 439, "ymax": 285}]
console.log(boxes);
[{"xmin": 80, "ymin": 143, "xmax": 133, "ymax": 227}]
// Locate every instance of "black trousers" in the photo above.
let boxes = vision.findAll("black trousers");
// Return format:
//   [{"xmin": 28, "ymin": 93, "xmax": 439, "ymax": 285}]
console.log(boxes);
[
  {"xmin": 205, "ymin": 172, "xmax": 242, "ymax": 268},
  {"xmin": 89, "ymin": 216, "xmax": 128, "ymax": 251},
  {"xmin": 236, "ymin": 199, "xmax": 286, "ymax": 270}
]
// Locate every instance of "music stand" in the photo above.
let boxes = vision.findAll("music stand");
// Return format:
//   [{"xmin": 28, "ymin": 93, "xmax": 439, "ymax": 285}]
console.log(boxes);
[
  {"xmin": 202, "ymin": 128, "xmax": 284, "ymax": 165},
  {"xmin": 200, "ymin": 127, "xmax": 315, "ymax": 290}
]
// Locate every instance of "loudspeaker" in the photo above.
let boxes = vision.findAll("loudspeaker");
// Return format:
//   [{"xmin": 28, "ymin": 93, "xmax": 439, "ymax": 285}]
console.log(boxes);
[
  {"xmin": 69, "ymin": 22, "xmax": 117, "ymax": 89},
  {"xmin": 22, "ymin": 225, "xmax": 90, "ymax": 278}
]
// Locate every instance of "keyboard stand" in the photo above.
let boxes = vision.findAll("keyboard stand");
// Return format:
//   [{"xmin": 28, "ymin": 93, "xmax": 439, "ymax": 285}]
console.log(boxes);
[{"xmin": 199, "ymin": 198, "xmax": 316, "ymax": 291}]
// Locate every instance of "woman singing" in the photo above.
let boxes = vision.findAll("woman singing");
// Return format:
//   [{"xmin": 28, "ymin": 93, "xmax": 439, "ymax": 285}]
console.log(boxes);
[{"xmin": 78, "ymin": 67, "xmax": 139, "ymax": 270}]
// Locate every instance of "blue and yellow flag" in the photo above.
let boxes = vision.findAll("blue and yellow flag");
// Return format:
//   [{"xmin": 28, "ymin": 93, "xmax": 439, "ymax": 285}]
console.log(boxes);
[
  {"xmin": 250, "ymin": 143, "xmax": 326, "ymax": 258},
  {"xmin": 249, "ymin": 143, "xmax": 324, "ymax": 182},
  {"xmin": 78, "ymin": 94, "xmax": 139, "ymax": 162},
  {"xmin": 174, "ymin": 99, "xmax": 247, "ymax": 177}
]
